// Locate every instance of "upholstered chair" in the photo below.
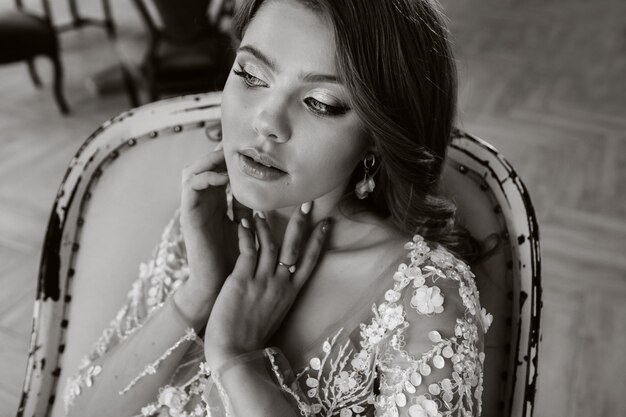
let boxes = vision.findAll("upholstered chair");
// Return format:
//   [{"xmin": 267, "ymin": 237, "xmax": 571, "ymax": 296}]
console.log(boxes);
[{"xmin": 16, "ymin": 93, "xmax": 541, "ymax": 417}]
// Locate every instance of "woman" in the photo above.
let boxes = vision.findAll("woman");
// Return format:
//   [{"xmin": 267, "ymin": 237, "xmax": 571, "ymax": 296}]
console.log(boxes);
[{"xmin": 63, "ymin": 0, "xmax": 494, "ymax": 416}]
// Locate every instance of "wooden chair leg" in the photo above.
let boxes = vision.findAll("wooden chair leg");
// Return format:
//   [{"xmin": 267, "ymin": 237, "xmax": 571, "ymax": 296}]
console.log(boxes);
[
  {"xmin": 149, "ymin": 85, "xmax": 159, "ymax": 102},
  {"xmin": 102, "ymin": 0, "xmax": 116, "ymax": 39},
  {"xmin": 120, "ymin": 64, "xmax": 140, "ymax": 107},
  {"xmin": 147, "ymin": 69, "xmax": 159, "ymax": 102},
  {"xmin": 50, "ymin": 55, "xmax": 70, "ymax": 115},
  {"xmin": 26, "ymin": 59, "xmax": 43, "ymax": 88}
]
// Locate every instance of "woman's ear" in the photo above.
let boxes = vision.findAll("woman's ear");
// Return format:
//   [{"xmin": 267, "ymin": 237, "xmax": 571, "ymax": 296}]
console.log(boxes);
[{"xmin": 365, "ymin": 144, "xmax": 378, "ymax": 159}]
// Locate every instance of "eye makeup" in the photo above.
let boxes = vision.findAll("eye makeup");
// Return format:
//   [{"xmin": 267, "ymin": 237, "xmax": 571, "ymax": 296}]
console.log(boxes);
[
  {"xmin": 232, "ymin": 60, "xmax": 351, "ymax": 117},
  {"xmin": 304, "ymin": 97, "xmax": 349, "ymax": 117},
  {"xmin": 233, "ymin": 61, "xmax": 269, "ymax": 88}
]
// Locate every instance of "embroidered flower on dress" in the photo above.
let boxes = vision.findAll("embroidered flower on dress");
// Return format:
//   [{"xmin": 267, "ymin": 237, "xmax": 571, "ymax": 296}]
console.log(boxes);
[
  {"xmin": 362, "ymin": 320, "xmax": 387, "ymax": 345},
  {"xmin": 335, "ymin": 371, "xmax": 358, "ymax": 394},
  {"xmin": 351, "ymin": 350, "xmax": 370, "ymax": 372},
  {"xmin": 480, "ymin": 307, "xmax": 493, "ymax": 333},
  {"xmin": 430, "ymin": 250, "xmax": 455, "ymax": 269},
  {"xmin": 141, "ymin": 403, "xmax": 159, "ymax": 416},
  {"xmin": 407, "ymin": 395, "xmax": 440, "ymax": 417},
  {"xmin": 379, "ymin": 304, "xmax": 405, "ymax": 330},
  {"xmin": 410, "ymin": 285, "xmax": 444, "ymax": 315},
  {"xmin": 458, "ymin": 283, "xmax": 477, "ymax": 316},
  {"xmin": 158, "ymin": 386, "xmax": 188, "ymax": 415}
]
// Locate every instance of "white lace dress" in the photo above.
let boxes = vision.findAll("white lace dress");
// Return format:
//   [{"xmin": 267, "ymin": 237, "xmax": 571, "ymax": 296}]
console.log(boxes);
[{"xmin": 63, "ymin": 209, "xmax": 492, "ymax": 417}]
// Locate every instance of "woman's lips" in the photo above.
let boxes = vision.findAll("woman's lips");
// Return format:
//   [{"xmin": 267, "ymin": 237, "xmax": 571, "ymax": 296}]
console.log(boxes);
[{"xmin": 238, "ymin": 153, "xmax": 288, "ymax": 181}]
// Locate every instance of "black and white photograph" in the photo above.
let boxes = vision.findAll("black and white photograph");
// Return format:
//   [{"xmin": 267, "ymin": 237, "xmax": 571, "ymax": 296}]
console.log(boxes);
[{"xmin": 0, "ymin": 0, "xmax": 624, "ymax": 416}]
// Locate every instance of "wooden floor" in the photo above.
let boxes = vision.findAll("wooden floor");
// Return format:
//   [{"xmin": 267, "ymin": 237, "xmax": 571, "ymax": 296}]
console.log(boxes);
[{"xmin": 1, "ymin": 0, "xmax": 625, "ymax": 416}]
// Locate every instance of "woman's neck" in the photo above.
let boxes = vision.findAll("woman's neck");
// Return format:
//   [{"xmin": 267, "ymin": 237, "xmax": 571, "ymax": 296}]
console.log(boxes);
[{"xmin": 264, "ymin": 194, "xmax": 382, "ymax": 252}]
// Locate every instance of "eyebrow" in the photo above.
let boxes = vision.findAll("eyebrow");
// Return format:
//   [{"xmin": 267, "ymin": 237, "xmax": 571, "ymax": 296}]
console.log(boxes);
[{"xmin": 238, "ymin": 44, "xmax": 339, "ymax": 84}]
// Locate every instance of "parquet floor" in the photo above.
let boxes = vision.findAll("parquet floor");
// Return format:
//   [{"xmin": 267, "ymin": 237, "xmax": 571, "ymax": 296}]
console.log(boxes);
[{"xmin": 1, "ymin": 0, "xmax": 625, "ymax": 416}]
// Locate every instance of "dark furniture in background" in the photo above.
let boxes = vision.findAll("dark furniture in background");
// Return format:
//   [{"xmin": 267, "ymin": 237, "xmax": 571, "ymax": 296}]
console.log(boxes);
[
  {"xmin": 56, "ymin": 0, "xmax": 115, "ymax": 37},
  {"xmin": 0, "ymin": 0, "xmax": 68, "ymax": 114},
  {"xmin": 0, "ymin": 0, "xmax": 115, "ymax": 115},
  {"xmin": 130, "ymin": 0, "xmax": 235, "ymax": 101}
]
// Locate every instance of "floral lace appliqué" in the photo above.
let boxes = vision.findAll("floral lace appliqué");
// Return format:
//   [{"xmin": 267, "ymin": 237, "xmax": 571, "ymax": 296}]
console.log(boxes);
[
  {"xmin": 63, "ymin": 213, "xmax": 189, "ymax": 413},
  {"xmin": 295, "ymin": 235, "xmax": 490, "ymax": 417}
]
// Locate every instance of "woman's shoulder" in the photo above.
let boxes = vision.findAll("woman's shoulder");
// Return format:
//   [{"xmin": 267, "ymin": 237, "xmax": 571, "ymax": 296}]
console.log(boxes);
[
  {"xmin": 341, "ymin": 213, "xmax": 488, "ymax": 324},
  {"xmin": 346, "ymin": 212, "xmax": 471, "ymax": 280},
  {"xmin": 351, "ymin": 212, "xmax": 489, "ymax": 326},
  {"xmin": 361, "ymin": 213, "xmax": 475, "ymax": 285},
  {"xmin": 384, "ymin": 231, "xmax": 493, "ymax": 346}
]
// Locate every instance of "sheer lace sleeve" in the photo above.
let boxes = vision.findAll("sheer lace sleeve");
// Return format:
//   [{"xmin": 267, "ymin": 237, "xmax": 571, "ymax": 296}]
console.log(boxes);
[
  {"xmin": 63, "ymin": 209, "xmax": 197, "ymax": 411},
  {"xmin": 372, "ymin": 236, "xmax": 492, "ymax": 417},
  {"xmin": 202, "ymin": 348, "xmax": 313, "ymax": 416}
]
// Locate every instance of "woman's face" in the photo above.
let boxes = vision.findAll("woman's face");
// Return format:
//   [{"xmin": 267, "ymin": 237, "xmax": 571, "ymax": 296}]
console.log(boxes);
[{"xmin": 221, "ymin": 0, "xmax": 369, "ymax": 211}]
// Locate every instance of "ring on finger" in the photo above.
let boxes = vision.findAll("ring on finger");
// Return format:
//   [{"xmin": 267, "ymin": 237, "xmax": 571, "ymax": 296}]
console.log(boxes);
[{"xmin": 277, "ymin": 261, "xmax": 297, "ymax": 275}]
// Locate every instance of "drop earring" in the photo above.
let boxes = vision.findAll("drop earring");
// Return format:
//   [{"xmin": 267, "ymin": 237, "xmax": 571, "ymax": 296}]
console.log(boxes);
[{"xmin": 355, "ymin": 153, "xmax": 376, "ymax": 199}]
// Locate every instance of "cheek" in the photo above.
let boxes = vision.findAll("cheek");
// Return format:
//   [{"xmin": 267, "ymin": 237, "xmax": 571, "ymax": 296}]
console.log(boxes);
[
  {"xmin": 311, "ymin": 146, "xmax": 360, "ymax": 178},
  {"xmin": 221, "ymin": 77, "xmax": 253, "ymax": 157},
  {"xmin": 296, "ymin": 127, "xmax": 367, "ymax": 188},
  {"xmin": 221, "ymin": 76, "xmax": 241, "ymax": 141}
]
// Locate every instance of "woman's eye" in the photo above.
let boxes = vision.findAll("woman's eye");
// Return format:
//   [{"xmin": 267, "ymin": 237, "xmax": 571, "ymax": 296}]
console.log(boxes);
[
  {"xmin": 304, "ymin": 97, "xmax": 348, "ymax": 117},
  {"xmin": 233, "ymin": 68, "xmax": 268, "ymax": 88}
]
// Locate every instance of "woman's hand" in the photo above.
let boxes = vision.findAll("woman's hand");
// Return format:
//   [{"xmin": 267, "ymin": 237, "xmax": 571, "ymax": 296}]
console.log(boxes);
[
  {"xmin": 203, "ymin": 203, "xmax": 331, "ymax": 370},
  {"xmin": 177, "ymin": 144, "xmax": 248, "ymax": 328},
  {"xmin": 180, "ymin": 144, "xmax": 229, "ymax": 230}
]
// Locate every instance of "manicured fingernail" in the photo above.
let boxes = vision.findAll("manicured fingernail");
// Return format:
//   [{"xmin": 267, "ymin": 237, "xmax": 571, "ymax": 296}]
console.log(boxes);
[
  {"xmin": 254, "ymin": 210, "xmax": 266, "ymax": 219},
  {"xmin": 321, "ymin": 218, "xmax": 331, "ymax": 234},
  {"xmin": 300, "ymin": 201, "xmax": 312, "ymax": 214},
  {"xmin": 241, "ymin": 218, "xmax": 250, "ymax": 229}
]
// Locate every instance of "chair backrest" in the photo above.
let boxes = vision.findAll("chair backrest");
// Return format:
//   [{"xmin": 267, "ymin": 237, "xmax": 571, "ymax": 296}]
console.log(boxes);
[
  {"xmin": 132, "ymin": 0, "xmax": 226, "ymax": 40},
  {"xmin": 15, "ymin": 0, "xmax": 52, "ymax": 19},
  {"xmin": 441, "ymin": 129, "xmax": 542, "ymax": 417},
  {"xmin": 16, "ymin": 92, "xmax": 541, "ymax": 417}
]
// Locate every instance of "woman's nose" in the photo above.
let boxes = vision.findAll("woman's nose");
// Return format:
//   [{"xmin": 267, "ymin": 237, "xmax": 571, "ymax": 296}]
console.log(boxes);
[{"xmin": 252, "ymin": 95, "xmax": 292, "ymax": 143}]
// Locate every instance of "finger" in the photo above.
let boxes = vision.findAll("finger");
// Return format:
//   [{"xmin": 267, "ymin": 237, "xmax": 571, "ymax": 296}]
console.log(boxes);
[
  {"xmin": 230, "ymin": 219, "xmax": 257, "ymax": 279},
  {"xmin": 194, "ymin": 149, "xmax": 226, "ymax": 174},
  {"xmin": 188, "ymin": 171, "xmax": 229, "ymax": 191},
  {"xmin": 183, "ymin": 148, "xmax": 226, "ymax": 179},
  {"xmin": 253, "ymin": 211, "xmax": 277, "ymax": 277},
  {"xmin": 232, "ymin": 196, "xmax": 253, "ymax": 223},
  {"xmin": 291, "ymin": 218, "xmax": 331, "ymax": 291},
  {"xmin": 275, "ymin": 202, "xmax": 312, "ymax": 279}
]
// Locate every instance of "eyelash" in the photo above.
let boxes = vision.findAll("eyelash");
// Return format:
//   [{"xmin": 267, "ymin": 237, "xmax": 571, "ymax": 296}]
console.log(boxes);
[
  {"xmin": 304, "ymin": 97, "xmax": 348, "ymax": 117},
  {"xmin": 233, "ymin": 67, "xmax": 349, "ymax": 117},
  {"xmin": 233, "ymin": 68, "xmax": 267, "ymax": 88}
]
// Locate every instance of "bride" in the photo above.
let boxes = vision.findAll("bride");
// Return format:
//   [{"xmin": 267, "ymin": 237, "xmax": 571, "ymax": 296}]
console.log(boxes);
[{"xmin": 63, "ymin": 0, "xmax": 494, "ymax": 416}]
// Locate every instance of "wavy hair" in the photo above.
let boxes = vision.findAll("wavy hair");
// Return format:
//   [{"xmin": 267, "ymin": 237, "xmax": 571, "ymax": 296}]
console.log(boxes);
[{"xmin": 231, "ymin": 0, "xmax": 497, "ymax": 263}]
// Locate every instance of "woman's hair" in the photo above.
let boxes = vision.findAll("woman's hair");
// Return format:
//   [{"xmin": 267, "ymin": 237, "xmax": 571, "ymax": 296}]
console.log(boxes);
[{"xmin": 231, "ymin": 0, "xmax": 497, "ymax": 264}]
